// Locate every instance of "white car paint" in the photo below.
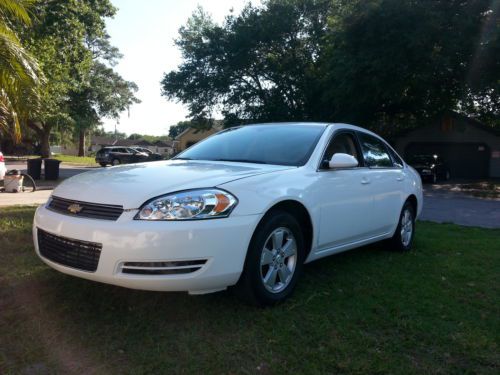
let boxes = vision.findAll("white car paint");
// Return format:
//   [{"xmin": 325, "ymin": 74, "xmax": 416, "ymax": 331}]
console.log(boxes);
[
  {"xmin": 33, "ymin": 123, "xmax": 423, "ymax": 295},
  {"xmin": 0, "ymin": 152, "xmax": 6, "ymax": 180}
]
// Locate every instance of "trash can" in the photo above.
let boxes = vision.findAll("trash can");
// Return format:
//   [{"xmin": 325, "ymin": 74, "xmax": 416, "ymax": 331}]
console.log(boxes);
[
  {"xmin": 44, "ymin": 159, "xmax": 61, "ymax": 180},
  {"xmin": 27, "ymin": 158, "xmax": 43, "ymax": 180}
]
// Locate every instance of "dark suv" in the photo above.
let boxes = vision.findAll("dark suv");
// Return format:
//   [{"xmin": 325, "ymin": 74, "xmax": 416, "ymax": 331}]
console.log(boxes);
[
  {"xmin": 96, "ymin": 147, "xmax": 149, "ymax": 167},
  {"xmin": 131, "ymin": 147, "xmax": 163, "ymax": 161}
]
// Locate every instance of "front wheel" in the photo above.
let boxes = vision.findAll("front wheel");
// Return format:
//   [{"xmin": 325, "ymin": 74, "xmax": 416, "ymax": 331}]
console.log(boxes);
[
  {"xmin": 111, "ymin": 158, "xmax": 121, "ymax": 166},
  {"xmin": 390, "ymin": 201, "xmax": 415, "ymax": 251},
  {"xmin": 235, "ymin": 210, "xmax": 305, "ymax": 306}
]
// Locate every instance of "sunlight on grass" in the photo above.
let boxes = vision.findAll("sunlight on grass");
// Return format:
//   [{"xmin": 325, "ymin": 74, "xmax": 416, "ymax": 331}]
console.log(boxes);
[{"xmin": 0, "ymin": 206, "xmax": 499, "ymax": 374}]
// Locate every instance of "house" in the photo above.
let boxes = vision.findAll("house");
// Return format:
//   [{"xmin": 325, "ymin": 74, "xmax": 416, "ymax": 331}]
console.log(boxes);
[
  {"xmin": 395, "ymin": 112, "xmax": 500, "ymax": 178},
  {"xmin": 175, "ymin": 126, "xmax": 220, "ymax": 152},
  {"xmin": 89, "ymin": 136, "xmax": 117, "ymax": 152},
  {"xmin": 153, "ymin": 140, "xmax": 175, "ymax": 156}
]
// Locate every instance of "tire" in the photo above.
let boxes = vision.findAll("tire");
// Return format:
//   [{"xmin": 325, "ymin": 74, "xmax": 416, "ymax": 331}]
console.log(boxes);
[
  {"xmin": 99, "ymin": 162, "xmax": 107, "ymax": 167},
  {"xmin": 21, "ymin": 173, "xmax": 36, "ymax": 192},
  {"xmin": 111, "ymin": 158, "xmax": 121, "ymax": 166},
  {"xmin": 235, "ymin": 210, "xmax": 305, "ymax": 306},
  {"xmin": 390, "ymin": 201, "xmax": 415, "ymax": 252}
]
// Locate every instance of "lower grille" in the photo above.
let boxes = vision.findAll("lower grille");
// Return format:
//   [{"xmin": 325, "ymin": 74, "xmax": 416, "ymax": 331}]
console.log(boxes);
[
  {"xmin": 121, "ymin": 260, "xmax": 207, "ymax": 275},
  {"xmin": 38, "ymin": 229, "xmax": 102, "ymax": 272}
]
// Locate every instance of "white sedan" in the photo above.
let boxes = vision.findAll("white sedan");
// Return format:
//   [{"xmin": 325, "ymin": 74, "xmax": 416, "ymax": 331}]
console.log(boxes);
[{"xmin": 33, "ymin": 123, "xmax": 423, "ymax": 305}]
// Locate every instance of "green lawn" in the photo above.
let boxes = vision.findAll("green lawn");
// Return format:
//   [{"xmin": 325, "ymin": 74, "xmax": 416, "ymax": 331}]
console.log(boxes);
[
  {"xmin": 52, "ymin": 154, "xmax": 98, "ymax": 167},
  {"xmin": 0, "ymin": 206, "xmax": 499, "ymax": 374}
]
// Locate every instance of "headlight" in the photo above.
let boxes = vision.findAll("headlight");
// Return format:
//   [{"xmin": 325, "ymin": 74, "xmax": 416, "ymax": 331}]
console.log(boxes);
[{"xmin": 135, "ymin": 189, "xmax": 238, "ymax": 221}]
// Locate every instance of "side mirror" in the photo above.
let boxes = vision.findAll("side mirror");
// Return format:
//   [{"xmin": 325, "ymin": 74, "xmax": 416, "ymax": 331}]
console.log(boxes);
[{"xmin": 329, "ymin": 153, "xmax": 358, "ymax": 169}]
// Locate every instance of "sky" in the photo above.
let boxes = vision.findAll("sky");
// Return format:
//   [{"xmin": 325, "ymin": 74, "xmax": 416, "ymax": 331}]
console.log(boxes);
[{"xmin": 103, "ymin": 0, "xmax": 260, "ymax": 136}]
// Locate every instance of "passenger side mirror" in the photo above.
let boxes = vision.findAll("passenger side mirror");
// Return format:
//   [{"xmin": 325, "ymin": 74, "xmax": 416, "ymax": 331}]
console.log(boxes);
[{"xmin": 329, "ymin": 153, "xmax": 358, "ymax": 169}]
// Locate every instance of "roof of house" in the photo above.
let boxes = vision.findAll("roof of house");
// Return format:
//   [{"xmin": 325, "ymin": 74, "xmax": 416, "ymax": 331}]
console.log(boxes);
[
  {"xmin": 114, "ymin": 139, "xmax": 137, "ymax": 147},
  {"xmin": 153, "ymin": 140, "xmax": 173, "ymax": 147},
  {"xmin": 91, "ymin": 136, "xmax": 117, "ymax": 146},
  {"xmin": 134, "ymin": 139, "xmax": 152, "ymax": 146}
]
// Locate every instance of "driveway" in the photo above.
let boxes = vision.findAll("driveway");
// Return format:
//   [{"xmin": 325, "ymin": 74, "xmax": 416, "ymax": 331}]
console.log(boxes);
[
  {"xmin": 421, "ymin": 186, "xmax": 500, "ymax": 229},
  {"xmin": 0, "ymin": 161, "xmax": 94, "ymax": 207}
]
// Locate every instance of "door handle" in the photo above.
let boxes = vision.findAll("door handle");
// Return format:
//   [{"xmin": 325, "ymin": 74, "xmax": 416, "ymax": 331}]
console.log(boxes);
[
  {"xmin": 396, "ymin": 176, "xmax": 404, "ymax": 181},
  {"xmin": 361, "ymin": 177, "xmax": 370, "ymax": 185}
]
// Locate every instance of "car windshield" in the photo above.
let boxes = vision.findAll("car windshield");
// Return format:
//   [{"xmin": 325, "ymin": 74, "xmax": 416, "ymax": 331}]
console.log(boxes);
[{"xmin": 175, "ymin": 124, "xmax": 326, "ymax": 166}]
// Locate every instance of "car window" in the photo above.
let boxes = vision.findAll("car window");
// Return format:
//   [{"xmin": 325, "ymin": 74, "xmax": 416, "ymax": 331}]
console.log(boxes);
[
  {"xmin": 388, "ymin": 147, "xmax": 404, "ymax": 168},
  {"xmin": 358, "ymin": 132, "xmax": 393, "ymax": 168},
  {"xmin": 323, "ymin": 132, "xmax": 360, "ymax": 166}
]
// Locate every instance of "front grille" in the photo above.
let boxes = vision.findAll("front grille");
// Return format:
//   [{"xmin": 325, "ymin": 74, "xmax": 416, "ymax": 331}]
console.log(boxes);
[
  {"xmin": 48, "ymin": 196, "xmax": 123, "ymax": 221},
  {"xmin": 38, "ymin": 229, "xmax": 102, "ymax": 272},
  {"xmin": 121, "ymin": 260, "xmax": 207, "ymax": 275}
]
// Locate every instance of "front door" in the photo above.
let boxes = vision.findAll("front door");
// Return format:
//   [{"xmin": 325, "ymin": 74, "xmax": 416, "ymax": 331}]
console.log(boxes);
[{"xmin": 314, "ymin": 131, "xmax": 376, "ymax": 250}]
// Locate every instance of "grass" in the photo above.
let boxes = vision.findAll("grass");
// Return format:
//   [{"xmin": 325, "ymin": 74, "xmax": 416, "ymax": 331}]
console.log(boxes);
[
  {"xmin": 52, "ymin": 154, "xmax": 98, "ymax": 167},
  {"xmin": 0, "ymin": 206, "xmax": 499, "ymax": 374},
  {"xmin": 5, "ymin": 154, "xmax": 98, "ymax": 167}
]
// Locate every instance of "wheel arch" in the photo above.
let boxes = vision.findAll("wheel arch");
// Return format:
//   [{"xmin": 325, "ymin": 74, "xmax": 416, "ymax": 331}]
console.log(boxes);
[{"xmin": 255, "ymin": 199, "xmax": 315, "ymax": 261}]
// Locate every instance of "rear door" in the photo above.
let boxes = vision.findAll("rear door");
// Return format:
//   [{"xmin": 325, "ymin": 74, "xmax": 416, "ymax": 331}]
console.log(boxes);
[{"xmin": 356, "ymin": 132, "xmax": 405, "ymax": 235}]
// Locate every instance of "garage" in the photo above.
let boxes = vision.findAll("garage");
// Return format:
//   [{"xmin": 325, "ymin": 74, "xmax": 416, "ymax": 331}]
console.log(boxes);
[
  {"xmin": 395, "ymin": 112, "xmax": 500, "ymax": 179},
  {"xmin": 404, "ymin": 142, "xmax": 490, "ymax": 179}
]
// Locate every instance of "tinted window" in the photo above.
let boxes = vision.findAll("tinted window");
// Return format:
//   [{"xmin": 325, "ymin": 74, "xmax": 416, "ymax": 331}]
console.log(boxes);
[
  {"xmin": 323, "ymin": 132, "xmax": 360, "ymax": 165},
  {"xmin": 176, "ymin": 125, "xmax": 325, "ymax": 166},
  {"xmin": 358, "ymin": 133, "xmax": 393, "ymax": 168}
]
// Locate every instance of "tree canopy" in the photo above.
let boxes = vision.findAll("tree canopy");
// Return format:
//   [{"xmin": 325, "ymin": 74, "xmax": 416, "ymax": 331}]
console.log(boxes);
[{"xmin": 162, "ymin": 0, "xmax": 499, "ymax": 132}]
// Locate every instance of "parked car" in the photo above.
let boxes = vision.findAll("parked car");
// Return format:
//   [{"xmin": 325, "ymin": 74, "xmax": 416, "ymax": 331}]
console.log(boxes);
[
  {"xmin": 408, "ymin": 154, "xmax": 450, "ymax": 183},
  {"xmin": 95, "ymin": 146, "xmax": 149, "ymax": 166},
  {"xmin": 131, "ymin": 147, "xmax": 163, "ymax": 161},
  {"xmin": 0, "ymin": 150, "xmax": 6, "ymax": 180},
  {"xmin": 34, "ymin": 123, "xmax": 423, "ymax": 305}
]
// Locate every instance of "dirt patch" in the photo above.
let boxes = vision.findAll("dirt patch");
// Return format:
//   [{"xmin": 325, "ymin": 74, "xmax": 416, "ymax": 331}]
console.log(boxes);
[
  {"xmin": 1, "ymin": 279, "xmax": 115, "ymax": 374},
  {"xmin": 430, "ymin": 180, "xmax": 500, "ymax": 199}
]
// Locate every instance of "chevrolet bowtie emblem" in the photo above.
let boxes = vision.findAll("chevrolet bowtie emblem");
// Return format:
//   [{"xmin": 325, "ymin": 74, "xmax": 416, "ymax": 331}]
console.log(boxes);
[{"xmin": 67, "ymin": 203, "xmax": 83, "ymax": 214}]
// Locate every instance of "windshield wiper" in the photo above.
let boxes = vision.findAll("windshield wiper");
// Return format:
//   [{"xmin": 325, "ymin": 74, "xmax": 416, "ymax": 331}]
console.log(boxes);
[
  {"xmin": 173, "ymin": 157, "xmax": 194, "ymax": 160},
  {"xmin": 210, "ymin": 158, "xmax": 268, "ymax": 164}
]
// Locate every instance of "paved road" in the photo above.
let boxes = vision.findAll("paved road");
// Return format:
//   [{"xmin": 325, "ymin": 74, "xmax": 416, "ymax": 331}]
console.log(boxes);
[{"xmin": 421, "ymin": 188, "xmax": 500, "ymax": 229}]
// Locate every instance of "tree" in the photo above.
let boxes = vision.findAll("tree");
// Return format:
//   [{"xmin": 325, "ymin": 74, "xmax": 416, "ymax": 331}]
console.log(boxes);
[
  {"xmin": 168, "ymin": 121, "xmax": 191, "ymax": 138},
  {"xmin": 23, "ymin": 0, "xmax": 139, "ymax": 157},
  {"xmin": 162, "ymin": 0, "xmax": 499, "ymax": 133},
  {"xmin": 0, "ymin": 0, "xmax": 42, "ymax": 141}
]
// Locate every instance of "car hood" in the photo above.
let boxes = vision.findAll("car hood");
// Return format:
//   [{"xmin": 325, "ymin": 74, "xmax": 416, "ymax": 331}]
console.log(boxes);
[{"xmin": 53, "ymin": 160, "xmax": 292, "ymax": 208}]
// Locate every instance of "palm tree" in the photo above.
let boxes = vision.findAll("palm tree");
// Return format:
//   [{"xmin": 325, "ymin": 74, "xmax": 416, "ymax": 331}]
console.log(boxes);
[{"xmin": 0, "ymin": 0, "xmax": 41, "ymax": 142}]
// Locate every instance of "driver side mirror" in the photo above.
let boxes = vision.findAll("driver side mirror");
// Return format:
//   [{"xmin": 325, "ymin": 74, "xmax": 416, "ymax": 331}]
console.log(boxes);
[{"xmin": 329, "ymin": 153, "xmax": 358, "ymax": 169}]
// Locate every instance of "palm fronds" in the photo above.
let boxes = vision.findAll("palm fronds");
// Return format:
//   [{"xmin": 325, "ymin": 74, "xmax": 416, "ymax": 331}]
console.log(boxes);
[{"xmin": 0, "ymin": 0, "xmax": 41, "ymax": 142}]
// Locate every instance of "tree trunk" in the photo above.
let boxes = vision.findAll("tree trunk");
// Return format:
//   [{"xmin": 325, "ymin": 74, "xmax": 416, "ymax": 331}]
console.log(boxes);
[
  {"xmin": 40, "ymin": 130, "xmax": 51, "ymax": 158},
  {"xmin": 27, "ymin": 120, "xmax": 52, "ymax": 158},
  {"xmin": 78, "ymin": 129, "xmax": 85, "ymax": 157}
]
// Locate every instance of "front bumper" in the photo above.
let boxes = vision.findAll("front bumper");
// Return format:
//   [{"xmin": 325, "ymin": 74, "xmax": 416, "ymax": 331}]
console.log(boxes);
[{"xmin": 33, "ymin": 204, "xmax": 261, "ymax": 294}]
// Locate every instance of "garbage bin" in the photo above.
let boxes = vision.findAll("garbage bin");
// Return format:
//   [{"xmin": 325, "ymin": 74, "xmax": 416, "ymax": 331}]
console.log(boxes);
[
  {"xmin": 44, "ymin": 159, "xmax": 61, "ymax": 180},
  {"xmin": 27, "ymin": 158, "xmax": 43, "ymax": 180}
]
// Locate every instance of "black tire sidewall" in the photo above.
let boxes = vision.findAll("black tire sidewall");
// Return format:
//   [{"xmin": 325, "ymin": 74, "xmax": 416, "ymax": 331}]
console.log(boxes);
[{"xmin": 240, "ymin": 210, "xmax": 305, "ymax": 305}]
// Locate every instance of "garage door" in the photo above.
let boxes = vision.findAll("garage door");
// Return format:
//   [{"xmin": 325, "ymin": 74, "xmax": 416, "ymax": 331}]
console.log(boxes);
[{"xmin": 405, "ymin": 142, "xmax": 490, "ymax": 179}]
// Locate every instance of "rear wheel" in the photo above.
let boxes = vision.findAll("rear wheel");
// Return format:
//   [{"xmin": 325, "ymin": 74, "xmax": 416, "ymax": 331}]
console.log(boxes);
[
  {"xmin": 111, "ymin": 158, "xmax": 120, "ymax": 166},
  {"xmin": 390, "ymin": 201, "xmax": 415, "ymax": 251},
  {"xmin": 235, "ymin": 210, "xmax": 305, "ymax": 306},
  {"xmin": 21, "ymin": 173, "xmax": 36, "ymax": 192},
  {"xmin": 99, "ymin": 162, "xmax": 107, "ymax": 167}
]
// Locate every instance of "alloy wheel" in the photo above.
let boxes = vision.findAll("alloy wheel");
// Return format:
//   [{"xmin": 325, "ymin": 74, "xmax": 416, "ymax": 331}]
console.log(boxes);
[
  {"xmin": 259, "ymin": 227, "xmax": 297, "ymax": 293},
  {"xmin": 400, "ymin": 208, "xmax": 413, "ymax": 247}
]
